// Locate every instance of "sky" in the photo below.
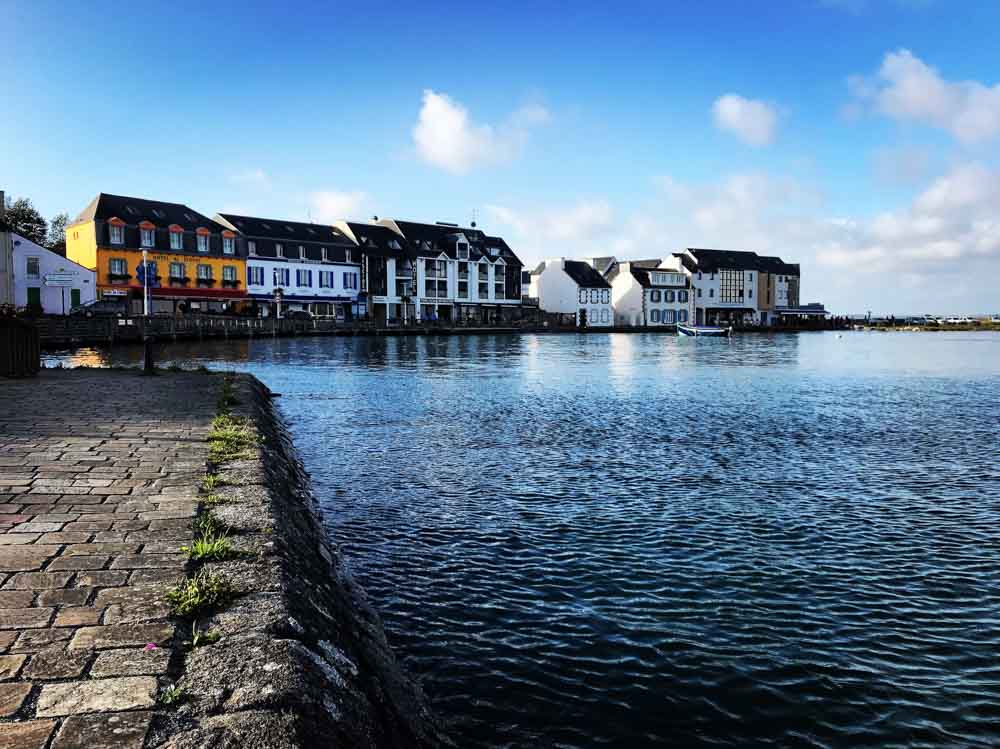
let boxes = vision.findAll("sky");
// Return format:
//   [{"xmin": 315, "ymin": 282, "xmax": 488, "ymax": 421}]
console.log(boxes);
[{"xmin": 5, "ymin": 0, "xmax": 1000, "ymax": 314}]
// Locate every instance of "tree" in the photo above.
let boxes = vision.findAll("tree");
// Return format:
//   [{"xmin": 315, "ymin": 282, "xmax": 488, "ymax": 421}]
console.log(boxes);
[
  {"xmin": 3, "ymin": 196, "xmax": 47, "ymax": 247},
  {"xmin": 48, "ymin": 212, "xmax": 69, "ymax": 256}
]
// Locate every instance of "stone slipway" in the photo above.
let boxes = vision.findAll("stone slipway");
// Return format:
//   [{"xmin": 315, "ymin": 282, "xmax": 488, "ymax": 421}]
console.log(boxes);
[{"xmin": 0, "ymin": 370, "xmax": 447, "ymax": 748}]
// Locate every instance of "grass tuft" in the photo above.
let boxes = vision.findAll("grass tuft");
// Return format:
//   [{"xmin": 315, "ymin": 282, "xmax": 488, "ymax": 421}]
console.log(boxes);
[
  {"xmin": 200, "ymin": 473, "xmax": 228, "ymax": 492},
  {"xmin": 182, "ymin": 533, "xmax": 235, "ymax": 562},
  {"xmin": 166, "ymin": 570, "xmax": 234, "ymax": 618},
  {"xmin": 187, "ymin": 621, "xmax": 222, "ymax": 649},
  {"xmin": 159, "ymin": 684, "xmax": 186, "ymax": 705},
  {"xmin": 208, "ymin": 413, "xmax": 258, "ymax": 462}
]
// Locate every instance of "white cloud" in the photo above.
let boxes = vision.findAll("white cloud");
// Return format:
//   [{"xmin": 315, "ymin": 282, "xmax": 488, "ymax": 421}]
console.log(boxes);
[
  {"xmin": 412, "ymin": 90, "xmax": 550, "ymax": 174},
  {"xmin": 872, "ymin": 145, "xmax": 933, "ymax": 186},
  {"xmin": 309, "ymin": 190, "xmax": 367, "ymax": 222},
  {"xmin": 229, "ymin": 168, "xmax": 271, "ymax": 189},
  {"xmin": 711, "ymin": 94, "xmax": 778, "ymax": 147},
  {"xmin": 486, "ymin": 199, "xmax": 614, "ymax": 248},
  {"xmin": 850, "ymin": 49, "xmax": 1000, "ymax": 143}
]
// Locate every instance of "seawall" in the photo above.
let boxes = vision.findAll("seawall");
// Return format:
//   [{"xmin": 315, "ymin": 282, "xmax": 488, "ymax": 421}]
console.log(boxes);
[{"xmin": 157, "ymin": 373, "xmax": 448, "ymax": 747}]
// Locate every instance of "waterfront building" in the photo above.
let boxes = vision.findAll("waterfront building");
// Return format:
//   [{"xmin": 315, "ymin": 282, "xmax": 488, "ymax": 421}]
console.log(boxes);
[
  {"xmin": 11, "ymin": 232, "xmax": 96, "ymax": 313},
  {"xmin": 528, "ymin": 258, "xmax": 613, "ymax": 326},
  {"xmin": 377, "ymin": 219, "xmax": 526, "ymax": 324},
  {"xmin": 66, "ymin": 194, "xmax": 247, "ymax": 314},
  {"xmin": 331, "ymin": 220, "xmax": 413, "ymax": 325},
  {"xmin": 0, "ymin": 191, "xmax": 13, "ymax": 306},
  {"xmin": 214, "ymin": 213, "xmax": 361, "ymax": 319},
  {"xmin": 605, "ymin": 259, "xmax": 692, "ymax": 327}
]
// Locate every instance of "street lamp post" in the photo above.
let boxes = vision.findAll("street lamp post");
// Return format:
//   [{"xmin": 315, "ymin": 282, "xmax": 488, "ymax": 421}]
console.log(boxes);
[{"xmin": 142, "ymin": 249, "xmax": 150, "ymax": 317}]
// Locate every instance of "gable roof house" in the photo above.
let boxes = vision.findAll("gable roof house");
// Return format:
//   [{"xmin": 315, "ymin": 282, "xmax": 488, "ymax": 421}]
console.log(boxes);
[
  {"xmin": 604, "ymin": 259, "xmax": 692, "ymax": 327},
  {"xmin": 529, "ymin": 258, "xmax": 613, "ymax": 327}
]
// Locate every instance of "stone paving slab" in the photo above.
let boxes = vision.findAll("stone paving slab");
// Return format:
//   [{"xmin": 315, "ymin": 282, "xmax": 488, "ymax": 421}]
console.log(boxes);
[{"xmin": 0, "ymin": 371, "xmax": 218, "ymax": 747}]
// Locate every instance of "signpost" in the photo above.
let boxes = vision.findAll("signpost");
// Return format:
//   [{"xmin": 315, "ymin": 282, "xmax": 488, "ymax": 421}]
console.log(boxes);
[{"xmin": 43, "ymin": 272, "xmax": 78, "ymax": 314}]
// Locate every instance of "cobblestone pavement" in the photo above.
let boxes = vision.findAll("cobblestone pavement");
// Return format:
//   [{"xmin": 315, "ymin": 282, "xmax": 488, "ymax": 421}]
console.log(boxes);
[{"xmin": 0, "ymin": 370, "xmax": 216, "ymax": 748}]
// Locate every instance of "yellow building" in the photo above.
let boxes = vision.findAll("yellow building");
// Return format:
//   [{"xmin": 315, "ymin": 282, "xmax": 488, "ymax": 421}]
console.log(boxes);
[{"xmin": 67, "ymin": 193, "xmax": 247, "ymax": 314}]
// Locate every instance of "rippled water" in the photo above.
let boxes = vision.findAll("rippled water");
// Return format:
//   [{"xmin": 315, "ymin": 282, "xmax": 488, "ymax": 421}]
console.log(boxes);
[{"xmin": 48, "ymin": 332, "xmax": 1000, "ymax": 747}]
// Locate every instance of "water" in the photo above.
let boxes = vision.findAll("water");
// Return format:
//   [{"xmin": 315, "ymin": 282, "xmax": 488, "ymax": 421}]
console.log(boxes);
[{"xmin": 47, "ymin": 332, "xmax": 1000, "ymax": 747}]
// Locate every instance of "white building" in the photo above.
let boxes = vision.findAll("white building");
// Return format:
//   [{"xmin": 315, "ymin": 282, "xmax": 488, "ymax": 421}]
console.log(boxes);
[
  {"xmin": 215, "ymin": 213, "xmax": 362, "ymax": 319},
  {"xmin": 529, "ymin": 258, "xmax": 613, "ymax": 327},
  {"xmin": 12, "ymin": 233, "xmax": 96, "ymax": 314},
  {"xmin": 605, "ymin": 259, "xmax": 692, "ymax": 327}
]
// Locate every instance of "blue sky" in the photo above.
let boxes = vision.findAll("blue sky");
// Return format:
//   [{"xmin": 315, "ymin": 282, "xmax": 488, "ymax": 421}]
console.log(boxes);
[{"xmin": 6, "ymin": 0, "xmax": 1000, "ymax": 313}]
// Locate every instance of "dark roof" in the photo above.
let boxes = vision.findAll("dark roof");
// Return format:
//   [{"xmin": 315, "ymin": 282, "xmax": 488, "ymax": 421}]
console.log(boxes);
[
  {"xmin": 74, "ymin": 193, "xmax": 225, "ymax": 232},
  {"xmin": 216, "ymin": 214, "xmax": 353, "ymax": 246},
  {"xmin": 686, "ymin": 248, "xmax": 762, "ymax": 273},
  {"xmin": 563, "ymin": 260, "xmax": 611, "ymax": 288},
  {"xmin": 345, "ymin": 222, "xmax": 413, "ymax": 258},
  {"xmin": 630, "ymin": 259, "xmax": 663, "ymax": 269},
  {"xmin": 387, "ymin": 219, "xmax": 523, "ymax": 266}
]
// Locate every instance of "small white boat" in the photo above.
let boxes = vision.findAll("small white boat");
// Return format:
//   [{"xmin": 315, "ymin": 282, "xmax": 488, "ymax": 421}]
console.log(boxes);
[{"xmin": 678, "ymin": 323, "xmax": 733, "ymax": 337}]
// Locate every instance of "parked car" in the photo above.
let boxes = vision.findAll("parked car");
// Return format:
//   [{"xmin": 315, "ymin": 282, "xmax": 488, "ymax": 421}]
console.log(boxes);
[{"xmin": 70, "ymin": 299, "xmax": 127, "ymax": 318}]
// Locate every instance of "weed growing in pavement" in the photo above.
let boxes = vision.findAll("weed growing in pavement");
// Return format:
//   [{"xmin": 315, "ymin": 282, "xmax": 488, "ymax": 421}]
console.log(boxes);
[{"xmin": 166, "ymin": 570, "xmax": 234, "ymax": 618}]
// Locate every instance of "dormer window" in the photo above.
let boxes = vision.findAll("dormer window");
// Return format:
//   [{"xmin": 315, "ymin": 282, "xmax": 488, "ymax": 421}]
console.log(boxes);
[
  {"xmin": 276, "ymin": 243, "xmax": 284, "ymax": 258},
  {"xmin": 169, "ymin": 225, "xmax": 184, "ymax": 250},
  {"xmin": 223, "ymin": 232, "xmax": 235, "ymax": 255},
  {"xmin": 248, "ymin": 241, "xmax": 257, "ymax": 256},
  {"xmin": 298, "ymin": 245, "xmax": 305, "ymax": 259},
  {"xmin": 196, "ymin": 228, "xmax": 210, "ymax": 252},
  {"xmin": 108, "ymin": 218, "xmax": 125, "ymax": 245},
  {"xmin": 321, "ymin": 247, "xmax": 328, "ymax": 261},
  {"xmin": 345, "ymin": 249, "xmax": 352, "ymax": 263},
  {"xmin": 457, "ymin": 242, "xmax": 469, "ymax": 260},
  {"xmin": 139, "ymin": 221, "xmax": 156, "ymax": 248}
]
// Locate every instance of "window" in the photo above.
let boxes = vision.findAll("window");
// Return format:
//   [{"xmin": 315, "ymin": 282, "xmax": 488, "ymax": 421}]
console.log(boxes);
[
  {"xmin": 651, "ymin": 309, "xmax": 661, "ymax": 323},
  {"xmin": 748, "ymin": 288, "xmax": 753, "ymax": 299},
  {"xmin": 458, "ymin": 281, "xmax": 469, "ymax": 298},
  {"xmin": 296, "ymin": 269, "xmax": 313, "ymax": 287},
  {"xmin": 678, "ymin": 290, "xmax": 689, "ymax": 303},
  {"xmin": 274, "ymin": 268, "xmax": 290, "ymax": 287},
  {"xmin": 457, "ymin": 261, "xmax": 469, "ymax": 280},
  {"xmin": 345, "ymin": 249, "xmax": 352, "ymax": 263},
  {"xmin": 109, "ymin": 225, "xmax": 124, "ymax": 244},
  {"xmin": 494, "ymin": 265, "xmax": 505, "ymax": 299},
  {"xmin": 109, "ymin": 258, "xmax": 127, "ymax": 277},
  {"xmin": 479, "ymin": 281, "xmax": 489, "ymax": 298},
  {"xmin": 169, "ymin": 261, "xmax": 186, "ymax": 280},
  {"xmin": 720, "ymin": 270, "xmax": 742, "ymax": 303},
  {"xmin": 343, "ymin": 272, "xmax": 358, "ymax": 290},
  {"xmin": 276, "ymin": 243, "xmax": 284, "ymax": 258},
  {"xmin": 197, "ymin": 264, "xmax": 212, "ymax": 280},
  {"xmin": 697, "ymin": 288, "xmax": 702, "ymax": 298},
  {"xmin": 223, "ymin": 236, "xmax": 235, "ymax": 254},
  {"xmin": 666, "ymin": 290, "xmax": 675, "ymax": 303},
  {"xmin": 457, "ymin": 242, "xmax": 469, "ymax": 260},
  {"xmin": 197, "ymin": 234, "xmax": 209, "ymax": 252},
  {"xmin": 579, "ymin": 289, "xmax": 587, "ymax": 303},
  {"xmin": 602, "ymin": 289, "xmax": 610, "ymax": 304},
  {"xmin": 223, "ymin": 265, "xmax": 237, "ymax": 282},
  {"xmin": 678, "ymin": 309, "xmax": 688, "ymax": 323},
  {"xmin": 319, "ymin": 271, "xmax": 335, "ymax": 288},
  {"xmin": 589, "ymin": 289, "xmax": 598, "ymax": 304},
  {"xmin": 478, "ymin": 263, "xmax": 488, "ymax": 281},
  {"xmin": 650, "ymin": 290, "xmax": 661, "ymax": 303},
  {"xmin": 26, "ymin": 257, "xmax": 40, "ymax": 279},
  {"xmin": 664, "ymin": 309, "xmax": 676, "ymax": 324},
  {"xmin": 321, "ymin": 247, "xmax": 328, "ymax": 261},
  {"xmin": 141, "ymin": 228, "xmax": 155, "ymax": 247},
  {"xmin": 248, "ymin": 266, "xmax": 264, "ymax": 286},
  {"xmin": 170, "ymin": 231, "xmax": 183, "ymax": 250},
  {"xmin": 248, "ymin": 241, "xmax": 257, "ymax": 256},
  {"xmin": 697, "ymin": 271, "xmax": 702, "ymax": 280},
  {"xmin": 709, "ymin": 288, "xmax": 714, "ymax": 298},
  {"xmin": 601, "ymin": 309, "xmax": 609, "ymax": 323},
  {"xmin": 297, "ymin": 245, "xmax": 305, "ymax": 259}
]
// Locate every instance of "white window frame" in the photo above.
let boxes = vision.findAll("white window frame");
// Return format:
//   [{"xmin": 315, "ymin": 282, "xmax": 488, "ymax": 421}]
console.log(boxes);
[
  {"xmin": 197, "ymin": 234, "xmax": 209, "ymax": 252},
  {"xmin": 140, "ymin": 228, "xmax": 155, "ymax": 247},
  {"xmin": 170, "ymin": 231, "xmax": 183, "ymax": 250},
  {"xmin": 222, "ymin": 265, "xmax": 237, "ymax": 282},
  {"xmin": 109, "ymin": 224, "xmax": 124, "ymax": 245},
  {"xmin": 197, "ymin": 264, "xmax": 212, "ymax": 280},
  {"xmin": 276, "ymin": 243, "xmax": 284, "ymax": 258},
  {"xmin": 26, "ymin": 256, "xmax": 41, "ymax": 279},
  {"xmin": 248, "ymin": 240, "xmax": 257, "ymax": 256},
  {"xmin": 223, "ymin": 236, "xmax": 235, "ymax": 255}
]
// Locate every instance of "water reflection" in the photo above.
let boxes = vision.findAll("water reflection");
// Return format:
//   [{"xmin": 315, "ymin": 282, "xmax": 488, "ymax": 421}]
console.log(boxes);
[{"xmin": 42, "ymin": 332, "xmax": 1000, "ymax": 747}]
